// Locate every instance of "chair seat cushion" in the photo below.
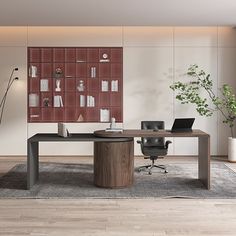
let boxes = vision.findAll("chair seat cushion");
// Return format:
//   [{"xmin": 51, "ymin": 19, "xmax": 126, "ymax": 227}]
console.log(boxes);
[{"xmin": 142, "ymin": 146, "xmax": 167, "ymax": 156}]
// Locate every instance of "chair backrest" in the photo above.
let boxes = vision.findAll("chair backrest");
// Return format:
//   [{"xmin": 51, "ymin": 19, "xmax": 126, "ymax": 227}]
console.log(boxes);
[{"xmin": 141, "ymin": 121, "xmax": 165, "ymax": 147}]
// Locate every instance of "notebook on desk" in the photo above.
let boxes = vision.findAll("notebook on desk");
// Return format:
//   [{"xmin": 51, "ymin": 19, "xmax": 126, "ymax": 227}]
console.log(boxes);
[{"xmin": 170, "ymin": 118, "xmax": 195, "ymax": 133}]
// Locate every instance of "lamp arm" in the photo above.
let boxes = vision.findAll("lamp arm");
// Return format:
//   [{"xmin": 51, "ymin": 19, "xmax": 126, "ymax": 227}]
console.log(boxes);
[
  {"xmin": 0, "ymin": 68, "xmax": 18, "ymax": 108},
  {"xmin": 0, "ymin": 80, "xmax": 16, "ymax": 124},
  {"xmin": 0, "ymin": 68, "xmax": 18, "ymax": 124},
  {"xmin": 0, "ymin": 77, "xmax": 18, "ymax": 108},
  {"xmin": 0, "ymin": 95, "xmax": 7, "ymax": 124}
]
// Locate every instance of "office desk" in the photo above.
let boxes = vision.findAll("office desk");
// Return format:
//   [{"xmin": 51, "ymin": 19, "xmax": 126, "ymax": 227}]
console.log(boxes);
[
  {"xmin": 28, "ymin": 130, "xmax": 210, "ymax": 190},
  {"xmin": 27, "ymin": 133, "xmax": 133, "ymax": 189},
  {"xmin": 94, "ymin": 129, "xmax": 210, "ymax": 189}
]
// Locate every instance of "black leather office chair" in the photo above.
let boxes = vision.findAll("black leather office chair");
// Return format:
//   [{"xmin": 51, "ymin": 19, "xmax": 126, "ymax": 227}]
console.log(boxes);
[{"xmin": 137, "ymin": 121, "xmax": 172, "ymax": 174}]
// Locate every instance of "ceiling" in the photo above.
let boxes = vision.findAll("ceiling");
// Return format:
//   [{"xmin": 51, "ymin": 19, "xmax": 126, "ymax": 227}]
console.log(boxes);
[{"xmin": 1, "ymin": 0, "xmax": 236, "ymax": 26}]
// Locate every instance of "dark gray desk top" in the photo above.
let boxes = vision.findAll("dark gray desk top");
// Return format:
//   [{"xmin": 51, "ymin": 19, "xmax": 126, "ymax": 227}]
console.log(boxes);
[{"xmin": 28, "ymin": 133, "xmax": 133, "ymax": 142}]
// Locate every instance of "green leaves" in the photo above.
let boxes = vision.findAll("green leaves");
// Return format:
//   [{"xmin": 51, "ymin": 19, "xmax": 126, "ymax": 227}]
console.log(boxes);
[{"xmin": 170, "ymin": 65, "xmax": 236, "ymax": 137}]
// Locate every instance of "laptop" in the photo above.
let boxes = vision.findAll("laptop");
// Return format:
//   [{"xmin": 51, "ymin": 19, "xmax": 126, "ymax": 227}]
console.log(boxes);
[{"xmin": 170, "ymin": 118, "xmax": 195, "ymax": 133}]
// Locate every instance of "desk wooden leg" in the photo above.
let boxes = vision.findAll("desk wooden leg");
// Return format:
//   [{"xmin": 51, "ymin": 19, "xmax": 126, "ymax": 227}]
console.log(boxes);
[
  {"xmin": 198, "ymin": 136, "xmax": 210, "ymax": 189},
  {"xmin": 27, "ymin": 141, "xmax": 39, "ymax": 190},
  {"xmin": 94, "ymin": 140, "xmax": 134, "ymax": 188}
]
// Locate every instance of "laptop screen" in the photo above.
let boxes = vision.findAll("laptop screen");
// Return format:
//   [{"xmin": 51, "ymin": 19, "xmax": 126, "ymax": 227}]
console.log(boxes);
[{"xmin": 171, "ymin": 118, "xmax": 195, "ymax": 132}]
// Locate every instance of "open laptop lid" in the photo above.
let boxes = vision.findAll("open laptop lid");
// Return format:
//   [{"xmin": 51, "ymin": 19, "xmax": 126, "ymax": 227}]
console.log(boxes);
[{"xmin": 171, "ymin": 118, "xmax": 195, "ymax": 132}]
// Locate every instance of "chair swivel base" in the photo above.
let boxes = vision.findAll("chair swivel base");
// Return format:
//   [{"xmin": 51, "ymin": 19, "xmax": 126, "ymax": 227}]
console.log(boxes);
[{"xmin": 138, "ymin": 160, "xmax": 168, "ymax": 175}]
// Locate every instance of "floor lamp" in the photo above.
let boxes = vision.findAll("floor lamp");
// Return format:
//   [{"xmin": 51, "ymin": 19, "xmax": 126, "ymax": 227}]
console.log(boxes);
[{"xmin": 0, "ymin": 68, "xmax": 19, "ymax": 124}]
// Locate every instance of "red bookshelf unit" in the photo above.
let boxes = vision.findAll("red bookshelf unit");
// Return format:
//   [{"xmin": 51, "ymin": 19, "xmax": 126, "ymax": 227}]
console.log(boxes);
[{"xmin": 28, "ymin": 47, "xmax": 123, "ymax": 123}]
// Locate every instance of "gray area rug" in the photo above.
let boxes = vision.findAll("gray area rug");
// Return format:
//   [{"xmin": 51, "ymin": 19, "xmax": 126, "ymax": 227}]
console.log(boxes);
[{"xmin": 0, "ymin": 163, "xmax": 235, "ymax": 198}]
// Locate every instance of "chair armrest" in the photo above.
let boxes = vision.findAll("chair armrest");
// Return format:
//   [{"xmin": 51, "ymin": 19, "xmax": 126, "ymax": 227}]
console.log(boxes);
[{"xmin": 165, "ymin": 140, "xmax": 172, "ymax": 149}]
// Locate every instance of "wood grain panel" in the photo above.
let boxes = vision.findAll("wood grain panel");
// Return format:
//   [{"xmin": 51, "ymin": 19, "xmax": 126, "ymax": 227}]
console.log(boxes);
[{"xmin": 94, "ymin": 140, "xmax": 134, "ymax": 188}]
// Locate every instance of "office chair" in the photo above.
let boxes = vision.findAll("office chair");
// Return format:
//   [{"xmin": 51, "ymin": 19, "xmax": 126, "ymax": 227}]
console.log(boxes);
[{"xmin": 137, "ymin": 121, "xmax": 172, "ymax": 175}]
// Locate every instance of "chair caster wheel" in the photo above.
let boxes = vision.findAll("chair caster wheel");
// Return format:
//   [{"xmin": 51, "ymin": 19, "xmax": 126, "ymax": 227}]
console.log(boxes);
[
  {"xmin": 164, "ymin": 170, "xmax": 168, "ymax": 173},
  {"xmin": 148, "ymin": 172, "xmax": 152, "ymax": 175}
]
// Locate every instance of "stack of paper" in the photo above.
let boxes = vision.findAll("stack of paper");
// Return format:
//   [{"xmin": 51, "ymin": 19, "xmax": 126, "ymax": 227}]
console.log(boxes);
[{"xmin": 105, "ymin": 128, "xmax": 123, "ymax": 132}]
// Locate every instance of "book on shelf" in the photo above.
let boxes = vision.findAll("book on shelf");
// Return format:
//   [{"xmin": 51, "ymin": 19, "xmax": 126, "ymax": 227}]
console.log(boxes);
[
  {"xmin": 29, "ymin": 93, "xmax": 39, "ymax": 107},
  {"xmin": 54, "ymin": 95, "xmax": 63, "ymax": 107},
  {"xmin": 80, "ymin": 95, "xmax": 85, "ymax": 107},
  {"xmin": 101, "ymin": 80, "xmax": 109, "ymax": 92},
  {"xmin": 40, "ymin": 79, "xmax": 49, "ymax": 92},
  {"xmin": 100, "ymin": 109, "xmax": 110, "ymax": 122},
  {"xmin": 111, "ymin": 80, "xmax": 118, "ymax": 92},
  {"xmin": 87, "ymin": 95, "xmax": 95, "ymax": 107},
  {"xmin": 90, "ymin": 67, "xmax": 96, "ymax": 78},
  {"xmin": 29, "ymin": 65, "xmax": 37, "ymax": 78}
]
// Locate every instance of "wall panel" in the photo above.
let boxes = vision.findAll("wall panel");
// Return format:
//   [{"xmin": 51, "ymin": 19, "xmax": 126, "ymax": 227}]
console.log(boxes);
[
  {"xmin": 28, "ymin": 27, "xmax": 123, "ymax": 47},
  {"xmin": 123, "ymin": 47, "xmax": 174, "ymax": 155},
  {"xmin": 217, "ymin": 48, "xmax": 236, "ymax": 155},
  {"xmin": 0, "ymin": 26, "xmax": 235, "ymax": 156},
  {"xmin": 175, "ymin": 27, "xmax": 217, "ymax": 47},
  {"xmin": 123, "ymin": 27, "xmax": 173, "ymax": 47},
  {"xmin": 0, "ymin": 47, "xmax": 27, "ymax": 155},
  {"xmin": 0, "ymin": 27, "xmax": 27, "ymax": 46},
  {"xmin": 174, "ymin": 47, "xmax": 218, "ymax": 155}
]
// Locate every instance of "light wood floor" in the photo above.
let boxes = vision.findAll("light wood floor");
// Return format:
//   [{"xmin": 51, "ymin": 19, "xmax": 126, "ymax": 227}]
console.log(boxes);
[{"xmin": 0, "ymin": 156, "xmax": 236, "ymax": 236}]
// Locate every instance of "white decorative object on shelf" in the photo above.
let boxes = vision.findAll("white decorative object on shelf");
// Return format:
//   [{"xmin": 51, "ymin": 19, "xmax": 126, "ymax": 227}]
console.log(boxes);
[
  {"xmin": 29, "ymin": 93, "xmax": 39, "ymax": 107},
  {"xmin": 111, "ymin": 80, "xmax": 118, "ymax": 92},
  {"xmin": 100, "ymin": 109, "xmax": 110, "ymax": 122},
  {"xmin": 101, "ymin": 80, "xmax": 109, "ymax": 92},
  {"xmin": 99, "ymin": 53, "xmax": 110, "ymax": 62},
  {"xmin": 103, "ymin": 53, "xmax": 108, "ymax": 59},
  {"xmin": 40, "ymin": 79, "xmax": 49, "ymax": 92},
  {"xmin": 29, "ymin": 65, "xmax": 37, "ymax": 78},
  {"xmin": 77, "ymin": 114, "xmax": 84, "ymax": 122},
  {"xmin": 55, "ymin": 79, "xmax": 61, "ymax": 92},
  {"xmin": 77, "ymin": 80, "xmax": 85, "ymax": 91}
]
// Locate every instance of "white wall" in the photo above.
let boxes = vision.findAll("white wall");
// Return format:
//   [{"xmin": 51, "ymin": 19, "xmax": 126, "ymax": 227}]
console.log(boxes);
[{"xmin": 0, "ymin": 26, "xmax": 235, "ymax": 156}]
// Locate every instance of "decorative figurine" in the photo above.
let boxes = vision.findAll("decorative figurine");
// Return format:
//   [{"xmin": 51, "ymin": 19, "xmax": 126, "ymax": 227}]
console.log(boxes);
[
  {"xmin": 77, "ymin": 80, "xmax": 85, "ymax": 91},
  {"xmin": 43, "ymin": 98, "xmax": 50, "ymax": 107},
  {"xmin": 110, "ymin": 117, "xmax": 116, "ymax": 129},
  {"xmin": 55, "ymin": 79, "xmax": 61, "ymax": 92},
  {"xmin": 55, "ymin": 67, "xmax": 63, "ymax": 78}
]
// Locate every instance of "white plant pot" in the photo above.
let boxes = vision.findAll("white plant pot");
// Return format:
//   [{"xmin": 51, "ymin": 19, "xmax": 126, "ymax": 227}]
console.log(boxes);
[{"xmin": 228, "ymin": 137, "xmax": 236, "ymax": 162}]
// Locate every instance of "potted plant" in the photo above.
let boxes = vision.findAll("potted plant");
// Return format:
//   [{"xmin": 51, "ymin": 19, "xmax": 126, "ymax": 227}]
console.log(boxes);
[{"xmin": 170, "ymin": 64, "xmax": 236, "ymax": 162}]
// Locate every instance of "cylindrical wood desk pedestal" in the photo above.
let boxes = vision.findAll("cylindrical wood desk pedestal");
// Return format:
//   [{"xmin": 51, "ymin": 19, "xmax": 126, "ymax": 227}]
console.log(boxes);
[{"xmin": 94, "ymin": 139, "xmax": 134, "ymax": 188}]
